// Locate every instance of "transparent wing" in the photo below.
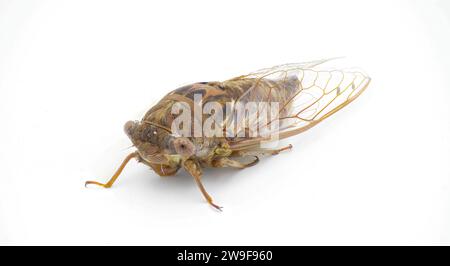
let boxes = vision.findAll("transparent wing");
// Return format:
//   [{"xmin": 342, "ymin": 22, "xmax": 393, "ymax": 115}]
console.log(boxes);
[{"xmin": 226, "ymin": 58, "xmax": 371, "ymax": 150}]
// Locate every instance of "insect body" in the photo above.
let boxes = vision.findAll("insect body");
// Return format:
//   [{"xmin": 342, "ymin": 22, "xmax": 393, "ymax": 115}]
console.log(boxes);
[{"xmin": 85, "ymin": 59, "xmax": 371, "ymax": 210}]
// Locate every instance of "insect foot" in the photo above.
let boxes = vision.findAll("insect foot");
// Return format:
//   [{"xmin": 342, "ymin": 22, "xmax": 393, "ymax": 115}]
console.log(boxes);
[{"xmin": 272, "ymin": 144, "xmax": 293, "ymax": 155}]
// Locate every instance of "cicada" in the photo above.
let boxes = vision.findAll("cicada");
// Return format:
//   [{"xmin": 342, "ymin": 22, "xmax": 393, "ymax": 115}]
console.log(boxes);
[{"xmin": 85, "ymin": 58, "xmax": 370, "ymax": 210}]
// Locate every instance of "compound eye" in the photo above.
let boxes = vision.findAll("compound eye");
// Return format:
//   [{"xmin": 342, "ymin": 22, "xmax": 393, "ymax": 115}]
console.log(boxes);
[
  {"xmin": 145, "ymin": 128, "xmax": 158, "ymax": 139},
  {"xmin": 173, "ymin": 138, "xmax": 195, "ymax": 158},
  {"xmin": 124, "ymin": 120, "xmax": 137, "ymax": 137}
]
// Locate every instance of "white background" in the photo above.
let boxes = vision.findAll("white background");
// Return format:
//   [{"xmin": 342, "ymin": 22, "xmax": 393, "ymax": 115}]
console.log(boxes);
[{"xmin": 1, "ymin": 0, "xmax": 449, "ymax": 245}]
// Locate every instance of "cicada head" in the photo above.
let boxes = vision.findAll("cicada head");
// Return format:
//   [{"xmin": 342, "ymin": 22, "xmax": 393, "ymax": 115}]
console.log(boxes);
[
  {"xmin": 84, "ymin": 120, "xmax": 183, "ymax": 188},
  {"xmin": 123, "ymin": 120, "xmax": 174, "ymax": 164}
]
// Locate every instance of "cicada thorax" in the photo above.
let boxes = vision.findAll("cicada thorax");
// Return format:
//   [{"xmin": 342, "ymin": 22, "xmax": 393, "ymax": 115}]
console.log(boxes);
[{"xmin": 141, "ymin": 82, "xmax": 231, "ymax": 164}]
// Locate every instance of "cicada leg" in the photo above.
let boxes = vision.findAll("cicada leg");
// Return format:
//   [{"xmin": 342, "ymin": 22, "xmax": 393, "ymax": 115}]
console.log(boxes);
[
  {"xmin": 138, "ymin": 159, "xmax": 180, "ymax": 177},
  {"xmin": 148, "ymin": 163, "xmax": 179, "ymax": 177},
  {"xmin": 235, "ymin": 144, "xmax": 293, "ymax": 157},
  {"xmin": 212, "ymin": 156, "xmax": 259, "ymax": 169},
  {"xmin": 266, "ymin": 144, "xmax": 293, "ymax": 155},
  {"xmin": 85, "ymin": 152, "xmax": 138, "ymax": 188},
  {"xmin": 183, "ymin": 159, "xmax": 222, "ymax": 211}
]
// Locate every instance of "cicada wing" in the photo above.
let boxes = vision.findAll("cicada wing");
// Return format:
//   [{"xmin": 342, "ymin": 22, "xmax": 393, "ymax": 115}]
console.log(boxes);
[
  {"xmin": 230, "ymin": 58, "xmax": 340, "ymax": 81},
  {"xmin": 226, "ymin": 59, "xmax": 371, "ymax": 151}
]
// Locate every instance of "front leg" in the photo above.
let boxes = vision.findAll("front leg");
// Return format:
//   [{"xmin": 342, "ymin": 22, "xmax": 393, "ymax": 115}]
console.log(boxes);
[
  {"xmin": 183, "ymin": 159, "xmax": 222, "ymax": 211},
  {"xmin": 85, "ymin": 152, "xmax": 138, "ymax": 188}
]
